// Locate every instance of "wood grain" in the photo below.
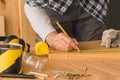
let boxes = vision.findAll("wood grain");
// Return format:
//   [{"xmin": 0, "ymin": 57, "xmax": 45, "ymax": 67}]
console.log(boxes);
[
  {"xmin": 18, "ymin": 0, "xmax": 36, "ymax": 47},
  {"xmin": 5, "ymin": 0, "xmax": 20, "ymax": 36},
  {"xmin": 0, "ymin": 0, "xmax": 5, "ymax": 15},
  {"xmin": 0, "ymin": 15, "xmax": 5, "ymax": 36},
  {"xmin": 1, "ymin": 41, "xmax": 120, "ymax": 80},
  {"xmin": 1, "ymin": 59, "xmax": 120, "ymax": 80},
  {"xmin": 49, "ymin": 40, "xmax": 120, "ymax": 59}
]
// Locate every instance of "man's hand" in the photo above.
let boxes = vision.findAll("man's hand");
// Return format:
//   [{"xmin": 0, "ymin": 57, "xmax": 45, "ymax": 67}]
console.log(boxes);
[
  {"xmin": 46, "ymin": 32, "xmax": 79, "ymax": 51},
  {"xmin": 100, "ymin": 29, "xmax": 120, "ymax": 48}
]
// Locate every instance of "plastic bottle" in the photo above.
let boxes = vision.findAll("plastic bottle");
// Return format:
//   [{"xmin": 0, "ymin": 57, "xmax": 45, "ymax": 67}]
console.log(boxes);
[{"xmin": 22, "ymin": 52, "xmax": 46, "ymax": 72}]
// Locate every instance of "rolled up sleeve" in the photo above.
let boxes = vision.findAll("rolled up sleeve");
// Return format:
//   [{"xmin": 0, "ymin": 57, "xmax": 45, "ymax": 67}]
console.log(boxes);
[{"xmin": 24, "ymin": 3, "xmax": 56, "ymax": 41}]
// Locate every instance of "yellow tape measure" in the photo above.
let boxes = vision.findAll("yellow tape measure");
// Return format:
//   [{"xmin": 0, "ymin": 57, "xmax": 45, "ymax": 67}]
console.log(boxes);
[
  {"xmin": 35, "ymin": 42, "xmax": 49, "ymax": 55},
  {"xmin": 35, "ymin": 41, "xmax": 120, "ymax": 55}
]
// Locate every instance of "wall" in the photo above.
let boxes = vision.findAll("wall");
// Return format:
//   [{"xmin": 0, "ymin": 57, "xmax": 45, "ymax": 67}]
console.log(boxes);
[
  {"xmin": 0, "ymin": 0, "xmax": 119, "ymax": 46},
  {"xmin": 106, "ymin": 0, "xmax": 120, "ymax": 29},
  {"xmin": 0, "ymin": 0, "xmax": 36, "ymax": 46},
  {"xmin": 0, "ymin": 0, "xmax": 21, "ymax": 36}
]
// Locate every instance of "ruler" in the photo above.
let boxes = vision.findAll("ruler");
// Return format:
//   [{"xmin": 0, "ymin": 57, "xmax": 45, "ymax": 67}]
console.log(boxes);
[{"xmin": 49, "ymin": 49, "xmax": 120, "ymax": 53}]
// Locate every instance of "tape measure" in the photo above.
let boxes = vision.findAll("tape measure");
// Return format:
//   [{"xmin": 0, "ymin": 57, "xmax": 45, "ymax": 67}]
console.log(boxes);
[{"xmin": 35, "ymin": 42, "xmax": 49, "ymax": 55}]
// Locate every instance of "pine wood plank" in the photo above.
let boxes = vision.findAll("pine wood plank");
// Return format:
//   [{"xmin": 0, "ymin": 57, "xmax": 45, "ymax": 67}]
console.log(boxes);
[
  {"xmin": 0, "ymin": 15, "xmax": 5, "ymax": 36},
  {"xmin": 18, "ymin": 0, "xmax": 36, "ymax": 47},
  {"xmin": 1, "ymin": 59, "xmax": 120, "ymax": 80},
  {"xmin": 5, "ymin": 0, "xmax": 20, "ymax": 36},
  {"xmin": 0, "ymin": 0, "xmax": 5, "ymax": 15},
  {"xmin": 49, "ymin": 40, "xmax": 120, "ymax": 59},
  {"xmin": 1, "ymin": 41, "xmax": 120, "ymax": 80}
]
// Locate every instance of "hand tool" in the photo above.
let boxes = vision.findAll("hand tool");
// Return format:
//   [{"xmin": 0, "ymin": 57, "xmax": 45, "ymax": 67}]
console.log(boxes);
[
  {"xmin": 56, "ymin": 22, "xmax": 80, "ymax": 52},
  {"xmin": 35, "ymin": 41, "xmax": 49, "ymax": 55},
  {"xmin": 0, "ymin": 74, "xmax": 36, "ymax": 79},
  {"xmin": 50, "ymin": 49, "xmax": 120, "ymax": 53}
]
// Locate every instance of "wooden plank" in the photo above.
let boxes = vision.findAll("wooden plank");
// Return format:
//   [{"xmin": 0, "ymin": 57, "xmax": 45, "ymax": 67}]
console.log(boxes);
[
  {"xmin": 18, "ymin": 0, "xmax": 36, "ymax": 47},
  {"xmin": 49, "ymin": 40, "xmax": 120, "ymax": 59},
  {"xmin": 0, "ymin": 0, "xmax": 5, "ymax": 15},
  {"xmin": 78, "ymin": 40, "xmax": 120, "ymax": 51},
  {"xmin": 5, "ymin": 0, "xmax": 20, "ymax": 36},
  {"xmin": 0, "ymin": 15, "xmax": 5, "ymax": 36},
  {"xmin": 1, "ymin": 46, "xmax": 120, "ymax": 80},
  {"xmin": 49, "ymin": 41, "xmax": 120, "ymax": 53},
  {"xmin": 1, "ymin": 59, "xmax": 120, "ymax": 80},
  {"xmin": 49, "ymin": 52, "xmax": 120, "ymax": 59}
]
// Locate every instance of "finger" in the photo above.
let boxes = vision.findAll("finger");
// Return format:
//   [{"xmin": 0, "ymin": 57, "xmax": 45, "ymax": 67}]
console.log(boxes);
[
  {"xmin": 111, "ymin": 42, "xmax": 119, "ymax": 47},
  {"xmin": 61, "ymin": 35, "xmax": 78, "ymax": 49},
  {"xmin": 54, "ymin": 42, "xmax": 73, "ymax": 51},
  {"xmin": 100, "ymin": 38, "xmax": 107, "ymax": 47},
  {"xmin": 72, "ymin": 38, "xmax": 79, "ymax": 45},
  {"xmin": 106, "ymin": 38, "xmax": 111, "ymax": 48},
  {"xmin": 55, "ymin": 33, "xmax": 77, "ymax": 49},
  {"xmin": 53, "ymin": 37, "xmax": 73, "ymax": 51},
  {"xmin": 111, "ymin": 32, "xmax": 120, "ymax": 47}
]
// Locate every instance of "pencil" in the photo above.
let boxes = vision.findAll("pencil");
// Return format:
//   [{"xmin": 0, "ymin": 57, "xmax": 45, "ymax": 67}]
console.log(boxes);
[{"xmin": 56, "ymin": 22, "xmax": 80, "ymax": 52}]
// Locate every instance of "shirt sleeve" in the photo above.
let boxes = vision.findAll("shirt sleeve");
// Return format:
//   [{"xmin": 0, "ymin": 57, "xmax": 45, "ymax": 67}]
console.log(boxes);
[{"xmin": 24, "ymin": 3, "xmax": 56, "ymax": 41}]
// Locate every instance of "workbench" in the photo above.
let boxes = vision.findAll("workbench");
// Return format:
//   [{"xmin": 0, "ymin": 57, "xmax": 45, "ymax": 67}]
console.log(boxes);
[{"xmin": 1, "ymin": 40, "xmax": 120, "ymax": 80}]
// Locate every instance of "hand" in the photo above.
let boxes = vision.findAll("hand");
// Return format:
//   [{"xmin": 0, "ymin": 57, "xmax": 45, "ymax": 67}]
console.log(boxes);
[
  {"xmin": 100, "ymin": 29, "xmax": 120, "ymax": 48},
  {"xmin": 46, "ymin": 31, "xmax": 79, "ymax": 51}
]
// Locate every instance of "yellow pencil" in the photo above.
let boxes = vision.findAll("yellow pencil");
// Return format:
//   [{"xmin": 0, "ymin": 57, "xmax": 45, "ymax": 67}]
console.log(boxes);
[{"xmin": 56, "ymin": 22, "xmax": 80, "ymax": 52}]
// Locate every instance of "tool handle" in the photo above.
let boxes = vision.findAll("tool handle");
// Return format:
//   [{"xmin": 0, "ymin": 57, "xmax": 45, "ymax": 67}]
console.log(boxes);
[
  {"xmin": 0, "ymin": 36, "xmax": 6, "ymax": 41},
  {"xmin": 0, "ymin": 74, "xmax": 36, "ymax": 79}
]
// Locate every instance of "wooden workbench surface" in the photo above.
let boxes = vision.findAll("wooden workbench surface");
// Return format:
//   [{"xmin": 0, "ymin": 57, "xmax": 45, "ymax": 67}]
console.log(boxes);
[
  {"xmin": 1, "ymin": 59, "xmax": 120, "ymax": 80},
  {"xmin": 49, "ymin": 40, "xmax": 120, "ymax": 59},
  {"xmin": 1, "ymin": 40, "xmax": 120, "ymax": 80},
  {"xmin": 50, "ymin": 40, "xmax": 120, "ymax": 52}
]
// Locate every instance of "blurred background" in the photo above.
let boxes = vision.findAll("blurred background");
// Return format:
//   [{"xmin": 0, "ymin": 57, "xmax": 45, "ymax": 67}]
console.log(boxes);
[
  {"xmin": 106, "ymin": 0, "xmax": 120, "ymax": 29},
  {"xmin": 0, "ymin": 0, "xmax": 119, "ymax": 46},
  {"xmin": 0, "ymin": 0, "xmax": 36, "ymax": 46}
]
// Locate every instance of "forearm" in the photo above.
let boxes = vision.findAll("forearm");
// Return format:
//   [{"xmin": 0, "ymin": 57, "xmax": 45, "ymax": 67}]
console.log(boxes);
[
  {"xmin": 24, "ymin": 3, "xmax": 78, "ymax": 51},
  {"xmin": 24, "ymin": 3, "xmax": 56, "ymax": 41}
]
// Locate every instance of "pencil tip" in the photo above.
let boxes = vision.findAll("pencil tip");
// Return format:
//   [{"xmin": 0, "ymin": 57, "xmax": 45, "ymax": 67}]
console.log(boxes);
[{"xmin": 77, "ymin": 48, "xmax": 80, "ymax": 53}]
